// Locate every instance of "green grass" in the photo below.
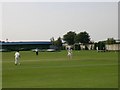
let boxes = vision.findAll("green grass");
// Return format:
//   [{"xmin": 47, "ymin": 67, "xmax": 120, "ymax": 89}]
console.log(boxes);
[{"xmin": 2, "ymin": 50, "xmax": 118, "ymax": 88}]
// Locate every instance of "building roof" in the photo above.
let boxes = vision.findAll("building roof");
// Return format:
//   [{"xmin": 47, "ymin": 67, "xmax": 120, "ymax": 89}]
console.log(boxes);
[{"xmin": 0, "ymin": 41, "xmax": 52, "ymax": 45}]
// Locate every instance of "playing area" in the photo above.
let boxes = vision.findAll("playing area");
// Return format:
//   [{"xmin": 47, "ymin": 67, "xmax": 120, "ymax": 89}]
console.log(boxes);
[{"xmin": 2, "ymin": 50, "xmax": 118, "ymax": 88}]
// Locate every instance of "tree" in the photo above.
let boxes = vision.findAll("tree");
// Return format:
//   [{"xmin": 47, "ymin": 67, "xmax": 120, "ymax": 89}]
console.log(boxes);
[
  {"xmin": 97, "ymin": 41, "xmax": 105, "ymax": 50},
  {"xmin": 54, "ymin": 37, "xmax": 62, "ymax": 50},
  {"xmin": 63, "ymin": 31, "xmax": 76, "ymax": 45},
  {"xmin": 106, "ymin": 38, "xmax": 116, "ymax": 44},
  {"xmin": 75, "ymin": 31, "xmax": 90, "ymax": 44},
  {"xmin": 57, "ymin": 37, "xmax": 62, "ymax": 47},
  {"xmin": 50, "ymin": 37, "xmax": 62, "ymax": 50},
  {"xmin": 50, "ymin": 37, "xmax": 54, "ymax": 45}
]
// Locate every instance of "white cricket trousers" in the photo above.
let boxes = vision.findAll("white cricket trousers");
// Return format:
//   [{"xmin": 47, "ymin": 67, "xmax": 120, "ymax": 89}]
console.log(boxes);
[{"xmin": 15, "ymin": 57, "xmax": 20, "ymax": 65}]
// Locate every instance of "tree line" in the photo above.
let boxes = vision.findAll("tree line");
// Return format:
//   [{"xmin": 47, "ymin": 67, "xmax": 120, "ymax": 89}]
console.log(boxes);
[
  {"xmin": 63, "ymin": 31, "xmax": 90, "ymax": 45},
  {"xmin": 50, "ymin": 31, "xmax": 90, "ymax": 50},
  {"xmin": 50, "ymin": 31, "xmax": 118, "ymax": 50}
]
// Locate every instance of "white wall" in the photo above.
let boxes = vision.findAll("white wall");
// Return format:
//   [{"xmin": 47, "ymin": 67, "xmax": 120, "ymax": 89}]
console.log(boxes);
[{"xmin": 106, "ymin": 44, "xmax": 120, "ymax": 51}]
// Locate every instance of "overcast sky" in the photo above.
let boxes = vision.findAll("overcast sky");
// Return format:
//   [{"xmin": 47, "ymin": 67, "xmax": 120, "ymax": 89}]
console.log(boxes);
[{"xmin": 1, "ymin": 1, "xmax": 118, "ymax": 42}]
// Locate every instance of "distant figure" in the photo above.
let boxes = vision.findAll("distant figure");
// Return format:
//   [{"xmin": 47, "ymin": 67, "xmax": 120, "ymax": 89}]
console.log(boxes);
[
  {"xmin": 96, "ymin": 47, "xmax": 99, "ymax": 52},
  {"xmin": 35, "ymin": 49, "xmax": 38, "ymax": 55},
  {"xmin": 67, "ymin": 48, "xmax": 72, "ymax": 59},
  {"xmin": 14, "ymin": 51, "xmax": 20, "ymax": 65}
]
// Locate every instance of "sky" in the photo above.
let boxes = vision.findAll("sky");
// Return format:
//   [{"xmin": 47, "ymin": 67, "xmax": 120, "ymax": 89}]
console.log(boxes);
[{"xmin": 0, "ymin": 1, "xmax": 118, "ymax": 42}]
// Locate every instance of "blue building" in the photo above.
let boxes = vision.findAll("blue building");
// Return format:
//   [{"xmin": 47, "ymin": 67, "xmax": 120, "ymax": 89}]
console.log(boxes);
[{"xmin": 0, "ymin": 41, "xmax": 52, "ymax": 51}]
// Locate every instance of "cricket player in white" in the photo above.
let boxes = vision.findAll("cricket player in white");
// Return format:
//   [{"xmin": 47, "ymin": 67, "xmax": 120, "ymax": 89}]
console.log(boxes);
[
  {"xmin": 67, "ymin": 48, "xmax": 72, "ymax": 59},
  {"xmin": 15, "ymin": 51, "xmax": 20, "ymax": 65}
]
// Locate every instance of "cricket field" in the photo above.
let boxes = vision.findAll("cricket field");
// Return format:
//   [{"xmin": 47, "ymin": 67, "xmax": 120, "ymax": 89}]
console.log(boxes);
[{"xmin": 2, "ymin": 50, "xmax": 118, "ymax": 88}]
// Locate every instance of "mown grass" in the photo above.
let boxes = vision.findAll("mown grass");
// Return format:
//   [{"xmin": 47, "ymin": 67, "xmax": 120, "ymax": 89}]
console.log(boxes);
[{"xmin": 2, "ymin": 50, "xmax": 118, "ymax": 88}]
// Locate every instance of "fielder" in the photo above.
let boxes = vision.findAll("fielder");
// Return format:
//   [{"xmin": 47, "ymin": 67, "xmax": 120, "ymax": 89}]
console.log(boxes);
[
  {"xmin": 14, "ymin": 50, "xmax": 21, "ymax": 65},
  {"xmin": 67, "ymin": 48, "xmax": 72, "ymax": 59},
  {"xmin": 35, "ymin": 49, "xmax": 39, "ymax": 55}
]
